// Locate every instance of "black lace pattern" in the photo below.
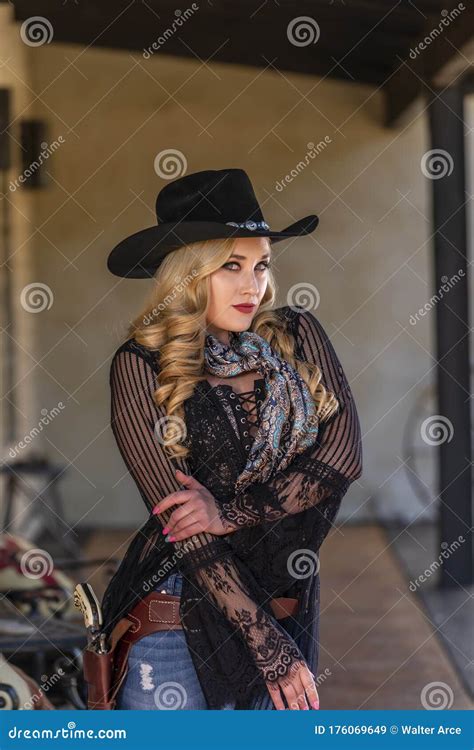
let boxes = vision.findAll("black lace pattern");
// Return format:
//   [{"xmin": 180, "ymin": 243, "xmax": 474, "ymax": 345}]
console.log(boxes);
[{"xmin": 101, "ymin": 305, "xmax": 363, "ymax": 709}]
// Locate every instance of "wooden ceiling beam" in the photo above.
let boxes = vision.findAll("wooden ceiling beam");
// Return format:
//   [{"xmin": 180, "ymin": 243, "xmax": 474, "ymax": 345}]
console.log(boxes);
[
  {"xmin": 4, "ymin": 0, "xmax": 471, "ymax": 121},
  {"xmin": 384, "ymin": 7, "xmax": 474, "ymax": 126}
]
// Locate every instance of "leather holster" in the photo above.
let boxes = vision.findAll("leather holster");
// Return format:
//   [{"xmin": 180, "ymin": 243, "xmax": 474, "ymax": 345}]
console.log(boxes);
[{"xmin": 82, "ymin": 591, "xmax": 299, "ymax": 709}]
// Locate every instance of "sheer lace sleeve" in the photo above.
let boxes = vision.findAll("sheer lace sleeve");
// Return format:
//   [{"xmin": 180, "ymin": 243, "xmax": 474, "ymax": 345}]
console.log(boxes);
[
  {"xmin": 109, "ymin": 343, "xmax": 307, "ymax": 686},
  {"xmin": 215, "ymin": 308, "xmax": 363, "ymax": 530}
]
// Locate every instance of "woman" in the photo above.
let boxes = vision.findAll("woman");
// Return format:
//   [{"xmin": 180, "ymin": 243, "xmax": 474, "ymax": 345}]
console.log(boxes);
[{"xmin": 101, "ymin": 168, "xmax": 362, "ymax": 711}]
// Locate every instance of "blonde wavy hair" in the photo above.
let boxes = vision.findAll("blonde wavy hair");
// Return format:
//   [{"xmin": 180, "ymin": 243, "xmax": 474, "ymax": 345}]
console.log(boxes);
[{"xmin": 127, "ymin": 237, "xmax": 340, "ymax": 459}]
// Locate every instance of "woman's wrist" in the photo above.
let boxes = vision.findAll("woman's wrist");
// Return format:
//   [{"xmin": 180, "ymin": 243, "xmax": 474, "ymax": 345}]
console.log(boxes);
[{"xmin": 215, "ymin": 504, "xmax": 240, "ymax": 534}]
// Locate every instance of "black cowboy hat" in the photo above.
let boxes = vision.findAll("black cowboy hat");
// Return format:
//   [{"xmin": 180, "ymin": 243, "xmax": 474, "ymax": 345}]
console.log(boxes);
[{"xmin": 107, "ymin": 168, "xmax": 319, "ymax": 278}]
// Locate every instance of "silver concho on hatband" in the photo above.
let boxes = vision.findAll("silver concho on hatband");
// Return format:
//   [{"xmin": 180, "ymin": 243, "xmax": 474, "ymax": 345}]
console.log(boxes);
[{"xmin": 225, "ymin": 220, "xmax": 270, "ymax": 231}]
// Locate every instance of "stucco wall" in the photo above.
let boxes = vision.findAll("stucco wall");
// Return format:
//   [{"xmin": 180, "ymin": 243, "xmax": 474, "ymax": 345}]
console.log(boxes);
[{"xmin": 0, "ymin": 5, "xmax": 39, "ymax": 533}]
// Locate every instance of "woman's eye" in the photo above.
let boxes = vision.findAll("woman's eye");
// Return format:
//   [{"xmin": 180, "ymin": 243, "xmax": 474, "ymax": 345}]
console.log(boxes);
[{"xmin": 223, "ymin": 262, "xmax": 270, "ymax": 271}]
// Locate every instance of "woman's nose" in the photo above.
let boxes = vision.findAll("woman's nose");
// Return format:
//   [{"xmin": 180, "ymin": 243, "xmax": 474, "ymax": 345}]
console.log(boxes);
[{"xmin": 240, "ymin": 274, "xmax": 259, "ymax": 295}]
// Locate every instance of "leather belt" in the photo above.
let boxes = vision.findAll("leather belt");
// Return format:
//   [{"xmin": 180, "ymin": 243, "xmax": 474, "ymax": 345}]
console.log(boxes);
[
  {"xmin": 84, "ymin": 591, "xmax": 299, "ymax": 710},
  {"xmin": 115, "ymin": 590, "xmax": 299, "ymax": 645},
  {"xmin": 90, "ymin": 590, "xmax": 299, "ymax": 710}
]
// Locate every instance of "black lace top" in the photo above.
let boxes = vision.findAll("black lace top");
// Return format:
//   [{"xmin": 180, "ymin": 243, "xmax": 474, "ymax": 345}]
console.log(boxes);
[{"xmin": 101, "ymin": 305, "xmax": 363, "ymax": 709}]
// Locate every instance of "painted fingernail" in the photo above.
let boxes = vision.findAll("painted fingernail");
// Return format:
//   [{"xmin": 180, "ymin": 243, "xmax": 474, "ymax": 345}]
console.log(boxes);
[
  {"xmin": 169, "ymin": 536, "xmax": 176, "ymax": 542},
  {"xmin": 162, "ymin": 527, "xmax": 169, "ymax": 534},
  {"xmin": 312, "ymin": 700, "xmax": 319, "ymax": 709}
]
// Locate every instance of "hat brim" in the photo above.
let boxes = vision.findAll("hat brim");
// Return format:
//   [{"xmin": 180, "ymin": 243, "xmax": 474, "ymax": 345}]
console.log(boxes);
[{"xmin": 107, "ymin": 215, "xmax": 319, "ymax": 278}]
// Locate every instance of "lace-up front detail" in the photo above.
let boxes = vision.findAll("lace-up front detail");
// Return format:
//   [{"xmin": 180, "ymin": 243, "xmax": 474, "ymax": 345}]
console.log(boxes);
[{"xmin": 210, "ymin": 378, "xmax": 265, "ymax": 452}]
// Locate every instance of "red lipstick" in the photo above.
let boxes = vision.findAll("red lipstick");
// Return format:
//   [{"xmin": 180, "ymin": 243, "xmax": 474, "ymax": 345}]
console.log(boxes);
[{"xmin": 233, "ymin": 304, "xmax": 256, "ymax": 313}]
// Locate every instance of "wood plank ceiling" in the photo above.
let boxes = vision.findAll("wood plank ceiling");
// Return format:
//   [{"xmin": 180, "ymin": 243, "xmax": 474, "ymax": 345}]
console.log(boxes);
[{"xmin": 3, "ymin": 0, "xmax": 474, "ymax": 123}]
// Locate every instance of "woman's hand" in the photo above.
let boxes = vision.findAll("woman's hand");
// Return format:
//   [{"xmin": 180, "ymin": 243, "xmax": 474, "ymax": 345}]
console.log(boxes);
[
  {"xmin": 152, "ymin": 469, "xmax": 233, "ymax": 539},
  {"xmin": 266, "ymin": 658, "xmax": 320, "ymax": 710}
]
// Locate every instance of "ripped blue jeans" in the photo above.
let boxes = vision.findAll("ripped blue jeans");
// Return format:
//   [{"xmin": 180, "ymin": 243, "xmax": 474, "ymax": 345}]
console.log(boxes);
[
  {"xmin": 115, "ymin": 571, "xmax": 298, "ymax": 710},
  {"xmin": 114, "ymin": 572, "xmax": 234, "ymax": 710}
]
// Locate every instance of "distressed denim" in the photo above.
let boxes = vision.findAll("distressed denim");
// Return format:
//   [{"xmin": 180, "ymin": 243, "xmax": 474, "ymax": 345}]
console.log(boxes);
[
  {"xmin": 115, "ymin": 572, "xmax": 234, "ymax": 710},
  {"xmin": 115, "ymin": 571, "xmax": 298, "ymax": 710}
]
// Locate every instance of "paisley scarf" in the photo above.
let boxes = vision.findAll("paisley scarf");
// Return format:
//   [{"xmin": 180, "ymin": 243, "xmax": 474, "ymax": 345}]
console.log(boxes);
[{"xmin": 204, "ymin": 328, "xmax": 320, "ymax": 490}]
